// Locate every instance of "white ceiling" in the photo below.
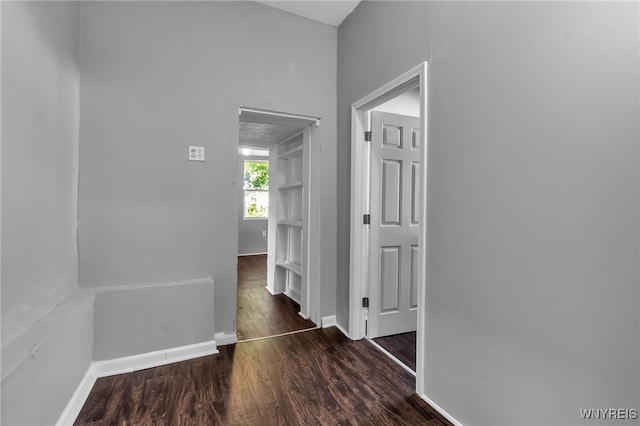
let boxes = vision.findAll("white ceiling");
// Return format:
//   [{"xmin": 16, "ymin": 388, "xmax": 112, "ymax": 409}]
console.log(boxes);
[
  {"xmin": 254, "ymin": 1, "xmax": 360, "ymax": 27},
  {"xmin": 239, "ymin": 110, "xmax": 315, "ymax": 150},
  {"xmin": 239, "ymin": 121, "xmax": 302, "ymax": 149}
]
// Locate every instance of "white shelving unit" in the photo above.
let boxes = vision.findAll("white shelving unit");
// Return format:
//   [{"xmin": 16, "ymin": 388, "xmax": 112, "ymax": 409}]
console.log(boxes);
[
  {"xmin": 274, "ymin": 132, "xmax": 305, "ymax": 305},
  {"xmin": 244, "ymin": 108, "xmax": 319, "ymax": 326}
]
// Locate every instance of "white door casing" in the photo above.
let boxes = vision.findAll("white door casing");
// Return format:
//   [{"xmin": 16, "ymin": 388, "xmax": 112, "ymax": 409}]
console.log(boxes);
[
  {"xmin": 348, "ymin": 62, "xmax": 428, "ymax": 395},
  {"xmin": 239, "ymin": 107, "xmax": 321, "ymax": 327},
  {"xmin": 367, "ymin": 111, "xmax": 420, "ymax": 338}
]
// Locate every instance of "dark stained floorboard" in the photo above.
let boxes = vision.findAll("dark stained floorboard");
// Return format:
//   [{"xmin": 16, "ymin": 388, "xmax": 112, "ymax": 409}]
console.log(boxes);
[
  {"xmin": 74, "ymin": 327, "xmax": 450, "ymax": 426},
  {"xmin": 236, "ymin": 254, "xmax": 316, "ymax": 341},
  {"xmin": 373, "ymin": 331, "xmax": 417, "ymax": 372}
]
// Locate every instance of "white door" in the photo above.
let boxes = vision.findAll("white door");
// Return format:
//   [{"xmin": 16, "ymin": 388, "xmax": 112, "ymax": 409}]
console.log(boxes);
[{"xmin": 367, "ymin": 111, "xmax": 421, "ymax": 338}]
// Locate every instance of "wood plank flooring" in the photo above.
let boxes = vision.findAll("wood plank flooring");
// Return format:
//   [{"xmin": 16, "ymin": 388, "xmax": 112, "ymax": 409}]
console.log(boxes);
[
  {"xmin": 237, "ymin": 255, "xmax": 315, "ymax": 341},
  {"xmin": 74, "ymin": 327, "xmax": 450, "ymax": 426},
  {"xmin": 373, "ymin": 331, "xmax": 417, "ymax": 372}
]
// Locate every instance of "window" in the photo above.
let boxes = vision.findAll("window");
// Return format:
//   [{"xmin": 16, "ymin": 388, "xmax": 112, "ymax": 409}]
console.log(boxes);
[{"xmin": 243, "ymin": 160, "xmax": 269, "ymax": 219}]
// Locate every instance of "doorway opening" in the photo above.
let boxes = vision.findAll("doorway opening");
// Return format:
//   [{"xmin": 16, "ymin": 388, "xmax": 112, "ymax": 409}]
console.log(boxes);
[
  {"xmin": 237, "ymin": 108, "xmax": 321, "ymax": 342},
  {"xmin": 348, "ymin": 63, "xmax": 428, "ymax": 394}
]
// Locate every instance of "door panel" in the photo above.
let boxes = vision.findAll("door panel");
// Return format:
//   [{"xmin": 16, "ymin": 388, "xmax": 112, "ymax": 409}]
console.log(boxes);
[
  {"xmin": 410, "ymin": 244, "xmax": 419, "ymax": 309},
  {"xmin": 382, "ymin": 124, "xmax": 402, "ymax": 148},
  {"xmin": 411, "ymin": 129, "xmax": 420, "ymax": 149},
  {"xmin": 411, "ymin": 161, "xmax": 420, "ymax": 225},
  {"xmin": 368, "ymin": 111, "xmax": 420, "ymax": 338},
  {"xmin": 381, "ymin": 160, "xmax": 402, "ymax": 225},
  {"xmin": 380, "ymin": 246, "xmax": 401, "ymax": 312}
]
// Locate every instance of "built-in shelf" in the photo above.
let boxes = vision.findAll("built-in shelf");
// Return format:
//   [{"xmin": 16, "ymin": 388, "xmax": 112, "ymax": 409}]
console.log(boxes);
[
  {"xmin": 278, "ymin": 181, "xmax": 303, "ymax": 190},
  {"xmin": 285, "ymin": 287, "xmax": 301, "ymax": 303},
  {"xmin": 276, "ymin": 261, "xmax": 302, "ymax": 276},
  {"xmin": 278, "ymin": 145, "xmax": 303, "ymax": 159},
  {"xmin": 277, "ymin": 220, "xmax": 303, "ymax": 228},
  {"xmin": 275, "ymin": 132, "xmax": 305, "ymax": 306}
]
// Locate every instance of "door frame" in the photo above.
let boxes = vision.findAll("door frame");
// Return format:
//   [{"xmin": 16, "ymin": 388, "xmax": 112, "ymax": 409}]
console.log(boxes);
[
  {"xmin": 238, "ymin": 107, "xmax": 322, "ymax": 327},
  {"xmin": 348, "ymin": 62, "xmax": 428, "ymax": 394}
]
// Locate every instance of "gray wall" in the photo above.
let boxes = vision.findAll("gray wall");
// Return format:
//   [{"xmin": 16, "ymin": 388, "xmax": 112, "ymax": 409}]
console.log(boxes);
[
  {"xmin": 337, "ymin": 2, "xmax": 639, "ymax": 425},
  {"xmin": 237, "ymin": 155, "xmax": 269, "ymax": 255},
  {"xmin": 336, "ymin": 0, "xmax": 432, "ymax": 331},
  {"xmin": 1, "ymin": 3, "xmax": 93, "ymax": 425},
  {"xmin": 1, "ymin": 0, "xmax": 80, "ymax": 344},
  {"xmin": 93, "ymin": 281, "xmax": 214, "ymax": 360},
  {"xmin": 2, "ymin": 291, "xmax": 94, "ymax": 426},
  {"xmin": 78, "ymin": 1, "xmax": 338, "ymax": 333}
]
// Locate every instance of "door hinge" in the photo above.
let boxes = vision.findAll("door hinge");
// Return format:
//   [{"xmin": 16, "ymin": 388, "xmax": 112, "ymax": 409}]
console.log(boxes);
[
  {"xmin": 362, "ymin": 297, "xmax": 369, "ymax": 308},
  {"xmin": 363, "ymin": 214, "xmax": 370, "ymax": 225},
  {"xmin": 364, "ymin": 131, "xmax": 372, "ymax": 142}
]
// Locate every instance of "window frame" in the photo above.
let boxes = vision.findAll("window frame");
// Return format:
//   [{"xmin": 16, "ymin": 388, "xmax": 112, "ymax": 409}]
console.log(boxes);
[{"xmin": 242, "ymin": 159, "xmax": 269, "ymax": 220}]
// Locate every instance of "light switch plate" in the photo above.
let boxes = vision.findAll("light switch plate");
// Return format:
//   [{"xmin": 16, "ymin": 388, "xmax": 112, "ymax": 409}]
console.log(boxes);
[{"xmin": 188, "ymin": 146, "xmax": 205, "ymax": 161}]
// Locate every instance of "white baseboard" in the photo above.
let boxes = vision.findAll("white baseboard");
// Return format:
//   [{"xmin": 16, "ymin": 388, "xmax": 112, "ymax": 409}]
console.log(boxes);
[
  {"xmin": 214, "ymin": 331, "xmax": 238, "ymax": 346},
  {"xmin": 265, "ymin": 285, "xmax": 278, "ymax": 296},
  {"xmin": 93, "ymin": 340, "xmax": 218, "ymax": 378},
  {"xmin": 320, "ymin": 316, "xmax": 350, "ymax": 339},
  {"xmin": 419, "ymin": 393, "xmax": 464, "ymax": 426},
  {"xmin": 57, "ymin": 365, "xmax": 97, "ymax": 426},
  {"xmin": 321, "ymin": 315, "xmax": 337, "ymax": 328},
  {"xmin": 58, "ymin": 340, "xmax": 220, "ymax": 425},
  {"xmin": 238, "ymin": 252, "xmax": 267, "ymax": 256},
  {"xmin": 298, "ymin": 311, "xmax": 310, "ymax": 320}
]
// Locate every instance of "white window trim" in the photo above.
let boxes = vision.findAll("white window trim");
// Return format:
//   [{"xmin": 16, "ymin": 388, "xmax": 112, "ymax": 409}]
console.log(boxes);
[{"xmin": 242, "ymin": 159, "xmax": 269, "ymax": 220}]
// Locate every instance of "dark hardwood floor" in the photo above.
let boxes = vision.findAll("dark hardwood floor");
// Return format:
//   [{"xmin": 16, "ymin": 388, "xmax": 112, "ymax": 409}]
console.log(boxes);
[
  {"xmin": 74, "ymin": 327, "xmax": 450, "ymax": 426},
  {"xmin": 237, "ymin": 254, "xmax": 315, "ymax": 341},
  {"xmin": 373, "ymin": 331, "xmax": 417, "ymax": 372}
]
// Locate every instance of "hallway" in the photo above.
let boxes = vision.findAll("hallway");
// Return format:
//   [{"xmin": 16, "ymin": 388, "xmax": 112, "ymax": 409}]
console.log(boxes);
[
  {"xmin": 74, "ymin": 327, "xmax": 450, "ymax": 425},
  {"xmin": 236, "ymin": 255, "xmax": 315, "ymax": 341}
]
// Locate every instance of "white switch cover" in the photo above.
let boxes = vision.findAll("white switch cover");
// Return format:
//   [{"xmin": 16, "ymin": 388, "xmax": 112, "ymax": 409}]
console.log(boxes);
[{"xmin": 188, "ymin": 146, "xmax": 205, "ymax": 161}]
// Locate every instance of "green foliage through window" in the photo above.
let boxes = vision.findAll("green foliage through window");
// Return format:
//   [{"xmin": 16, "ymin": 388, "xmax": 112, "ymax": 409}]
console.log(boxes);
[
  {"xmin": 244, "ymin": 161, "xmax": 269, "ymax": 190},
  {"xmin": 244, "ymin": 161, "xmax": 269, "ymax": 218}
]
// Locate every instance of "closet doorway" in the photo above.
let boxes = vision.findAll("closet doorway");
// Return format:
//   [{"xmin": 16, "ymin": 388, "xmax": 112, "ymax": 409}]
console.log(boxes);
[
  {"xmin": 349, "ymin": 63, "xmax": 428, "ymax": 393},
  {"xmin": 237, "ymin": 108, "xmax": 321, "ymax": 341}
]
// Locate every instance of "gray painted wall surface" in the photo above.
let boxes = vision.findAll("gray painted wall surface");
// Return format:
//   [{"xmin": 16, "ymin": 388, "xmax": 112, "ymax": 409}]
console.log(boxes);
[
  {"xmin": 93, "ymin": 282, "xmax": 214, "ymax": 360},
  {"xmin": 237, "ymin": 218, "xmax": 268, "ymax": 255},
  {"xmin": 237, "ymin": 155, "xmax": 268, "ymax": 255},
  {"xmin": 0, "ymin": 3, "xmax": 93, "ymax": 425},
  {"xmin": 1, "ymin": 0, "xmax": 80, "ymax": 344},
  {"xmin": 78, "ymin": 1, "xmax": 338, "ymax": 333},
  {"xmin": 338, "ymin": 2, "xmax": 639, "ymax": 425},
  {"xmin": 2, "ymin": 291, "xmax": 94, "ymax": 426}
]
